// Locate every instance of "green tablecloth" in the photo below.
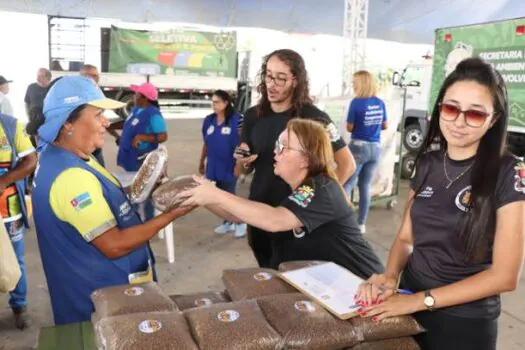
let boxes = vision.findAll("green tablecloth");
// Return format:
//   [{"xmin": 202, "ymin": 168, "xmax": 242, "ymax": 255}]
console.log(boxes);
[{"xmin": 38, "ymin": 321, "xmax": 97, "ymax": 350}]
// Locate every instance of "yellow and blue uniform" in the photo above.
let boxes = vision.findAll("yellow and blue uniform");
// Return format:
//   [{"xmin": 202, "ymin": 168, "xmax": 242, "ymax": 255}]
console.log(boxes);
[{"xmin": 0, "ymin": 115, "xmax": 34, "ymax": 311}]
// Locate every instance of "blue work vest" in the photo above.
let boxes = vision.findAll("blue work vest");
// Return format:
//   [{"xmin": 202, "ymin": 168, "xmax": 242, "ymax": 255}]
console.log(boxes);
[
  {"xmin": 203, "ymin": 112, "xmax": 240, "ymax": 183},
  {"xmin": 0, "ymin": 113, "xmax": 29, "ymax": 228},
  {"xmin": 32, "ymin": 144, "xmax": 153, "ymax": 325},
  {"xmin": 117, "ymin": 106, "xmax": 160, "ymax": 172}
]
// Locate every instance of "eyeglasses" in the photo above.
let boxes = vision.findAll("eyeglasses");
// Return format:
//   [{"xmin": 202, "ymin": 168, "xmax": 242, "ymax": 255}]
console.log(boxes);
[
  {"xmin": 439, "ymin": 102, "xmax": 492, "ymax": 128},
  {"xmin": 265, "ymin": 74, "xmax": 289, "ymax": 87},
  {"xmin": 275, "ymin": 138, "xmax": 305, "ymax": 155}
]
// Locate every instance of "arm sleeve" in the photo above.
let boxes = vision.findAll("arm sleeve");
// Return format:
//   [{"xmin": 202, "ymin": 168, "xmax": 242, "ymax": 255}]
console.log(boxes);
[
  {"xmin": 495, "ymin": 158, "xmax": 525, "ymax": 209},
  {"xmin": 241, "ymin": 108, "xmax": 256, "ymax": 149},
  {"xmin": 316, "ymin": 110, "xmax": 347, "ymax": 152},
  {"xmin": 14, "ymin": 123, "xmax": 36, "ymax": 158},
  {"xmin": 281, "ymin": 178, "xmax": 344, "ymax": 233},
  {"xmin": 346, "ymin": 100, "xmax": 357, "ymax": 124},
  {"xmin": 382, "ymin": 100, "xmax": 388, "ymax": 122},
  {"xmin": 201, "ymin": 116, "xmax": 210, "ymax": 140},
  {"xmin": 24, "ymin": 86, "xmax": 31, "ymax": 104},
  {"xmin": 50, "ymin": 168, "xmax": 117, "ymax": 242},
  {"xmin": 149, "ymin": 114, "xmax": 167, "ymax": 134},
  {"xmin": 236, "ymin": 113, "xmax": 244, "ymax": 131}
]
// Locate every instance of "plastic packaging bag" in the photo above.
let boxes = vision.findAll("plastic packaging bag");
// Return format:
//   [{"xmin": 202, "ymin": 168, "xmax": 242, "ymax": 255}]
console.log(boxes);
[
  {"xmin": 95, "ymin": 311, "xmax": 198, "ymax": 350},
  {"xmin": 151, "ymin": 175, "xmax": 199, "ymax": 212},
  {"xmin": 185, "ymin": 300, "xmax": 282, "ymax": 350},
  {"xmin": 350, "ymin": 315, "xmax": 425, "ymax": 341},
  {"xmin": 277, "ymin": 260, "xmax": 327, "ymax": 272},
  {"xmin": 91, "ymin": 282, "xmax": 177, "ymax": 319},
  {"xmin": 129, "ymin": 145, "xmax": 168, "ymax": 204},
  {"xmin": 258, "ymin": 293, "xmax": 362, "ymax": 350},
  {"xmin": 350, "ymin": 336, "xmax": 420, "ymax": 350},
  {"xmin": 170, "ymin": 291, "xmax": 231, "ymax": 311},
  {"xmin": 222, "ymin": 268, "xmax": 296, "ymax": 301},
  {"xmin": 0, "ymin": 219, "xmax": 21, "ymax": 293}
]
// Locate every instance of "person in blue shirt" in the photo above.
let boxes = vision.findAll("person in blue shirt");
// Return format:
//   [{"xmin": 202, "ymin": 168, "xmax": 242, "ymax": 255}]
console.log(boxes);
[
  {"xmin": 198, "ymin": 90, "xmax": 246, "ymax": 238},
  {"xmin": 344, "ymin": 70, "xmax": 388, "ymax": 234},
  {"xmin": 112, "ymin": 83, "xmax": 167, "ymax": 221}
]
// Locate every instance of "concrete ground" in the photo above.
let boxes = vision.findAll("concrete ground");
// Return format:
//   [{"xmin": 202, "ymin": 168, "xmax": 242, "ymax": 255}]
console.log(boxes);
[{"xmin": 1, "ymin": 118, "xmax": 524, "ymax": 349}]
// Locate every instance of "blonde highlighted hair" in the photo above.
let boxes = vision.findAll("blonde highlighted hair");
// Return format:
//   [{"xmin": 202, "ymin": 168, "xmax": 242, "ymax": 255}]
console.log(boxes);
[{"xmin": 353, "ymin": 70, "xmax": 377, "ymax": 98}]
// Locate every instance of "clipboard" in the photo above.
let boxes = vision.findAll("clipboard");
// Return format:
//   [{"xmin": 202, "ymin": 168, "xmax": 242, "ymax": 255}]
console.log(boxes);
[{"xmin": 279, "ymin": 262, "xmax": 364, "ymax": 320}]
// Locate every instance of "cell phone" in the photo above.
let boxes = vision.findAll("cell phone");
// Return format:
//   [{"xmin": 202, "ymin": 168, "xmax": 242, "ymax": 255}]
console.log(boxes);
[{"xmin": 235, "ymin": 148, "xmax": 251, "ymax": 157}]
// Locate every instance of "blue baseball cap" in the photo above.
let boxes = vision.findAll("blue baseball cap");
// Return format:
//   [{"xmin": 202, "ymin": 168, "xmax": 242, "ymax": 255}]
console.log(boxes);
[{"xmin": 39, "ymin": 76, "xmax": 125, "ymax": 143}]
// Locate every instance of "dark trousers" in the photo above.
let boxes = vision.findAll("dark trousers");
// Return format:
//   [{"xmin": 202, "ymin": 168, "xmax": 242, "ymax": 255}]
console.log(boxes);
[
  {"xmin": 413, "ymin": 310, "xmax": 498, "ymax": 350},
  {"xmin": 247, "ymin": 226, "xmax": 273, "ymax": 268}
]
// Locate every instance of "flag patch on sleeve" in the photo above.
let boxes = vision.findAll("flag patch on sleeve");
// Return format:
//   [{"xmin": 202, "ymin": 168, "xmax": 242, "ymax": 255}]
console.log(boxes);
[{"xmin": 70, "ymin": 192, "xmax": 93, "ymax": 210}]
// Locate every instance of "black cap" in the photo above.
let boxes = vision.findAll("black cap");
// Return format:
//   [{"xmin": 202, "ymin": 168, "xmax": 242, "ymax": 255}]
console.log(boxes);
[{"xmin": 0, "ymin": 76, "xmax": 12, "ymax": 85}]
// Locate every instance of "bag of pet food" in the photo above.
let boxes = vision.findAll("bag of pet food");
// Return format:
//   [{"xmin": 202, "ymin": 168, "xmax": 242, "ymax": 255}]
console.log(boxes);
[
  {"xmin": 350, "ymin": 336, "xmax": 420, "ymax": 350},
  {"xmin": 129, "ymin": 145, "xmax": 168, "ymax": 204},
  {"xmin": 95, "ymin": 311, "xmax": 198, "ymax": 350},
  {"xmin": 185, "ymin": 300, "xmax": 282, "ymax": 350},
  {"xmin": 222, "ymin": 268, "xmax": 296, "ymax": 301},
  {"xmin": 151, "ymin": 175, "xmax": 199, "ymax": 212},
  {"xmin": 277, "ymin": 260, "xmax": 327, "ymax": 272},
  {"xmin": 170, "ymin": 291, "xmax": 231, "ymax": 311},
  {"xmin": 91, "ymin": 282, "xmax": 177, "ymax": 319},
  {"xmin": 350, "ymin": 315, "xmax": 425, "ymax": 342},
  {"xmin": 258, "ymin": 293, "xmax": 362, "ymax": 350}
]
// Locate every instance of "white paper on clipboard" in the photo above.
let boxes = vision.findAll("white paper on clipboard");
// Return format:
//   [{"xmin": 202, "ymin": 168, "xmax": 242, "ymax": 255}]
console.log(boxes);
[{"xmin": 280, "ymin": 262, "xmax": 364, "ymax": 319}]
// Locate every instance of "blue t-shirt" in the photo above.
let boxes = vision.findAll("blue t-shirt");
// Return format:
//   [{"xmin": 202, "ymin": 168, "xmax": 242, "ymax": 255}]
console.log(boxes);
[
  {"xmin": 128, "ymin": 108, "xmax": 167, "ymax": 152},
  {"xmin": 202, "ymin": 113, "xmax": 241, "ymax": 183},
  {"xmin": 346, "ymin": 97, "xmax": 387, "ymax": 143}
]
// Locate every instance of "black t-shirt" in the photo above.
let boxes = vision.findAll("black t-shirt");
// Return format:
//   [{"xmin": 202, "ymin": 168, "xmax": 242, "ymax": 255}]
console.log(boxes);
[
  {"xmin": 402, "ymin": 150, "xmax": 525, "ymax": 319},
  {"xmin": 274, "ymin": 174, "xmax": 384, "ymax": 279},
  {"xmin": 24, "ymin": 83, "xmax": 47, "ymax": 112},
  {"xmin": 241, "ymin": 104, "xmax": 346, "ymax": 206}
]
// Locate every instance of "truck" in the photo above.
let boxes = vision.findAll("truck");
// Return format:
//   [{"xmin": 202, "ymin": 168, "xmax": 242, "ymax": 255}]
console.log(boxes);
[
  {"xmin": 47, "ymin": 16, "xmax": 251, "ymax": 117},
  {"xmin": 393, "ymin": 17, "xmax": 525, "ymax": 177}
]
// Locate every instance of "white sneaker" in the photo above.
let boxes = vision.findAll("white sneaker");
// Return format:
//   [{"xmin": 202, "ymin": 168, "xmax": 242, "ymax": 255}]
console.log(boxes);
[
  {"xmin": 214, "ymin": 222, "xmax": 236, "ymax": 234},
  {"xmin": 234, "ymin": 223, "xmax": 247, "ymax": 238},
  {"xmin": 359, "ymin": 224, "xmax": 366, "ymax": 234}
]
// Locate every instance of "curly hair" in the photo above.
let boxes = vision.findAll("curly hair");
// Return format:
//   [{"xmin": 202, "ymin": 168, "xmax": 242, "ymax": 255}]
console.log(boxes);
[{"xmin": 256, "ymin": 49, "xmax": 313, "ymax": 117}]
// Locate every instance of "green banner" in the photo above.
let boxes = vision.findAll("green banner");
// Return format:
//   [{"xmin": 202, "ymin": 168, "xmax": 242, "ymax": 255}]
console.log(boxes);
[
  {"xmin": 109, "ymin": 27, "xmax": 237, "ymax": 78},
  {"xmin": 431, "ymin": 19, "xmax": 525, "ymax": 128}
]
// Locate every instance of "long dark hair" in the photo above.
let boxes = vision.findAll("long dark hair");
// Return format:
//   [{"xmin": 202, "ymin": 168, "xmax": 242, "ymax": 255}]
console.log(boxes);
[
  {"xmin": 256, "ymin": 49, "xmax": 313, "ymax": 117},
  {"xmin": 414, "ymin": 57, "xmax": 509, "ymax": 263},
  {"xmin": 213, "ymin": 89, "xmax": 236, "ymax": 124}
]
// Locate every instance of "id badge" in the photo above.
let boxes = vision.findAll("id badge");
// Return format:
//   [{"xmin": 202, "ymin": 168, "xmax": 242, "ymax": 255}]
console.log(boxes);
[
  {"xmin": 221, "ymin": 127, "xmax": 231, "ymax": 135},
  {"xmin": 128, "ymin": 259, "xmax": 154, "ymax": 284}
]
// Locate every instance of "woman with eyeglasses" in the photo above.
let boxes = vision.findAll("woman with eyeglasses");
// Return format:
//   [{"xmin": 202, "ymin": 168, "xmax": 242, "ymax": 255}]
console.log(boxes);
[
  {"xmin": 356, "ymin": 58, "xmax": 525, "ymax": 350},
  {"xmin": 178, "ymin": 118, "xmax": 383, "ymax": 278},
  {"xmin": 198, "ymin": 90, "xmax": 247, "ymax": 238}
]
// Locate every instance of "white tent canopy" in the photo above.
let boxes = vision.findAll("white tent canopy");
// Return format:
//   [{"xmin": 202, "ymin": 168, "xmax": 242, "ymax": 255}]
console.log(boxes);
[{"xmin": 1, "ymin": 0, "xmax": 524, "ymax": 43}]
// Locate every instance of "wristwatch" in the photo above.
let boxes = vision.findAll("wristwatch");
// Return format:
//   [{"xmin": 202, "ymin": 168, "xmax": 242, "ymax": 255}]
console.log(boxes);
[{"xmin": 423, "ymin": 290, "xmax": 435, "ymax": 311}]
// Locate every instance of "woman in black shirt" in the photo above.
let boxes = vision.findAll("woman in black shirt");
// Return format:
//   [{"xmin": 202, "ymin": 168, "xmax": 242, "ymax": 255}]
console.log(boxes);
[
  {"xmin": 357, "ymin": 58, "xmax": 525, "ymax": 350},
  {"xmin": 178, "ymin": 118, "xmax": 383, "ymax": 279}
]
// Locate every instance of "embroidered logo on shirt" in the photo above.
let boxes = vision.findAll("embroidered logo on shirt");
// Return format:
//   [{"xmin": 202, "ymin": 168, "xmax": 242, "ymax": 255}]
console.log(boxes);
[
  {"xmin": 326, "ymin": 122, "xmax": 341, "ymax": 142},
  {"xmin": 206, "ymin": 125, "xmax": 215, "ymax": 135},
  {"xmin": 513, "ymin": 162, "xmax": 525, "ymax": 194},
  {"xmin": 0, "ymin": 136, "xmax": 10, "ymax": 151},
  {"xmin": 70, "ymin": 192, "xmax": 92, "ymax": 210},
  {"xmin": 289, "ymin": 185, "xmax": 315, "ymax": 208},
  {"xmin": 417, "ymin": 186, "xmax": 434, "ymax": 198},
  {"xmin": 455, "ymin": 186, "xmax": 472, "ymax": 212},
  {"xmin": 119, "ymin": 202, "xmax": 132, "ymax": 217}
]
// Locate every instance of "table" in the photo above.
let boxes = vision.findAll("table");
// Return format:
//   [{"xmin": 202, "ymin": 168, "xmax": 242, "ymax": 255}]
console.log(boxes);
[
  {"xmin": 112, "ymin": 170, "xmax": 176, "ymax": 264},
  {"xmin": 38, "ymin": 322, "xmax": 96, "ymax": 350}
]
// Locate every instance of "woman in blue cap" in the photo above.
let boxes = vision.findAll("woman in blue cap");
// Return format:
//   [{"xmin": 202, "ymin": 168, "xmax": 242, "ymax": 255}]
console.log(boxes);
[{"xmin": 32, "ymin": 76, "xmax": 194, "ymax": 325}]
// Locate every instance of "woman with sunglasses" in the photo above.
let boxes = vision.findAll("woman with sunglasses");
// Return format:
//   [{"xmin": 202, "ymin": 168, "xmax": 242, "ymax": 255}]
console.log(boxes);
[
  {"xmin": 178, "ymin": 118, "xmax": 384, "ymax": 278},
  {"xmin": 356, "ymin": 58, "xmax": 525, "ymax": 350}
]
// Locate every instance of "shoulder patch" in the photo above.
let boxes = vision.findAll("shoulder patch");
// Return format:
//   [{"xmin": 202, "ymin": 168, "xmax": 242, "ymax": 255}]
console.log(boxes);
[
  {"xmin": 325, "ymin": 122, "xmax": 341, "ymax": 142},
  {"xmin": 70, "ymin": 192, "xmax": 93, "ymax": 211},
  {"xmin": 513, "ymin": 162, "xmax": 525, "ymax": 194},
  {"xmin": 288, "ymin": 185, "xmax": 315, "ymax": 208}
]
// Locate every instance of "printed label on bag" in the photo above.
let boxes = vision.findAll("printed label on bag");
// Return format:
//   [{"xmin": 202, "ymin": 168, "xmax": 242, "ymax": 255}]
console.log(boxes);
[
  {"xmin": 138, "ymin": 320, "xmax": 162, "ymax": 333},
  {"xmin": 124, "ymin": 287, "xmax": 144, "ymax": 296},
  {"xmin": 294, "ymin": 300, "xmax": 316, "ymax": 313},
  {"xmin": 253, "ymin": 272, "xmax": 273, "ymax": 281},
  {"xmin": 217, "ymin": 310, "xmax": 240, "ymax": 323},
  {"xmin": 194, "ymin": 298, "xmax": 213, "ymax": 307}
]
